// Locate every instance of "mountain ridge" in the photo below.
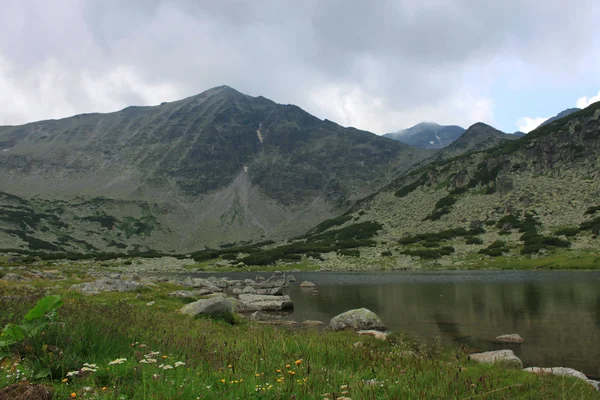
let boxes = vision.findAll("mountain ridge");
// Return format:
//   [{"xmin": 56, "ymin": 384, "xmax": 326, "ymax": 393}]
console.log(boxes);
[{"xmin": 0, "ymin": 85, "xmax": 431, "ymax": 252}]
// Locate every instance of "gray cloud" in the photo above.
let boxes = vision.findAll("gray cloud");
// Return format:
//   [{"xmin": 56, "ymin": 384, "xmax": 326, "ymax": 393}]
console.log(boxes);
[{"xmin": 1, "ymin": 0, "xmax": 599, "ymax": 133}]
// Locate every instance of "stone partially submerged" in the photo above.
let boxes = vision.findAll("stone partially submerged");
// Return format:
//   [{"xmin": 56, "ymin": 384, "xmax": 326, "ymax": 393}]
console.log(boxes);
[
  {"xmin": 237, "ymin": 294, "xmax": 294, "ymax": 312},
  {"xmin": 330, "ymin": 308, "xmax": 386, "ymax": 332},
  {"xmin": 469, "ymin": 350, "xmax": 523, "ymax": 369},
  {"xmin": 180, "ymin": 297, "xmax": 233, "ymax": 317},
  {"xmin": 258, "ymin": 272, "xmax": 287, "ymax": 288},
  {"xmin": 70, "ymin": 278, "xmax": 143, "ymax": 295},
  {"xmin": 523, "ymin": 367, "xmax": 597, "ymax": 390},
  {"xmin": 495, "ymin": 333, "xmax": 524, "ymax": 343}
]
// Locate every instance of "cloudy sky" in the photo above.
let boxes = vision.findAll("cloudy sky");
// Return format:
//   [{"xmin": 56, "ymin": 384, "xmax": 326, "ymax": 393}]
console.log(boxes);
[{"xmin": 1, "ymin": 0, "xmax": 599, "ymax": 134}]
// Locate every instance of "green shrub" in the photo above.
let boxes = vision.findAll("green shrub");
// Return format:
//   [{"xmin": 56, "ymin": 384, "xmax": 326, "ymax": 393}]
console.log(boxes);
[
  {"xmin": 338, "ymin": 249, "xmax": 360, "ymax": 257},
  {"xmin": 381, "ymin": 251, "xmax": 392, "ymax": 257},
  {"xmin": 435, "ymin": 196, "xmax": 457, "ymax": 209},
  {"xmin": 466, "ymin": 237, "xmax": 483, "ymax": 245},
  {"xmin": 584, "ymin": 205, "xmax": 600, "ymax": 215},
  {"xmin": 554, "ymin": 227, "xmax": 580, "ymax": 237}
]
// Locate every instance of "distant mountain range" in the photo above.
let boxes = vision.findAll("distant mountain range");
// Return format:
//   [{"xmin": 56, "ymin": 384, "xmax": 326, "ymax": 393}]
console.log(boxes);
[{"xmin": 383, "ymin": 122, "xmax": 465, "ymax": 149}]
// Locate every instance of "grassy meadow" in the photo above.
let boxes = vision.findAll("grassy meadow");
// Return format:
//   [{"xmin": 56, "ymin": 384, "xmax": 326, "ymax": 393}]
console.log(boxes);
[{"xmin": 0, "ymin": 276, "xmax": 599, "ymax": 399}]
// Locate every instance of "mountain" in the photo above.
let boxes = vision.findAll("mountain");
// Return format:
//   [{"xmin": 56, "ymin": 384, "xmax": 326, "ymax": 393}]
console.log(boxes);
[
  {"xmin": 383, "ymin": 122, "xmax": 465, "ymax": 149},
  {"xmin": 540, "ymin": 108, "xmax": 581, "ymax": 127},
  {"xmin": 0, "ymin": 86, "xmax": 431, "ymax": 253},
  {"xmin": 512, "ymin": 131, "xmax": 526, "ymax": 137},
  {"xmin": 428, "ymin": 123, "xmax": 519, "ymax": 161},
  {"xmin": 279, "ymin": 102, "xmax": 600, "ymax": 270}
]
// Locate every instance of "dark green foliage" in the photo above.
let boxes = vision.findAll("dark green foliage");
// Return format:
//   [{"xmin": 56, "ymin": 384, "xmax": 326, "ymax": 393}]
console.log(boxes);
[
  {"xmin": 466, "ymin": 237, "xmax": 483, "ymax": 245},
  {"xmin": 496, "ymin": 213, "xmax": 538, "ymax": 233},
  {"xmin": 395, "ymin": 173, "xmax": 428, "ymax": 198},
  {"xmin": 488, "ymin": 240, "xmax": 506, "ymax": 249},
  {"xmin": 398, "ymin": 227, "xmax": 471, "ymax": 245},
  {"xmin": 484, "ymin": 220, "xmax": 496, "ymax": 226},
  {"xmin": 338, "ymin": 249, "xmax": 360, "ymax": 257},
  {"xmin": 449, "ymin": 186, "xmax": 468, "ymax": 196},
  {"xmin": 424, "ymin": 207, "xmax": 451, "ymax": 221},
  {"xmin": 221, "ymin": 253, "xmax": 238, "ymax": 260},
  {"xmin": 381, "ymin": 251, "xmax": 392, "ymax": 257},
  {"xmin": 400, "ymin": 246, "xmax": 454, "ymax": 259},
  {"xmin": 308, "ymin": 214, "xmax": 353, "ymax": 235},
  {"xmin": 241, "ymin": 222, "xmax": 381, "ymax": 265},
  {"xmin": 190, "ymin": 251, "xmax": 220, "ymax": 262},
  {"xmin": 479, "ymin": 240, "xmax": 509, "ymax": 257},
  {"xmin": 80, "ymin": 214, "xmax": 118, "ymax": 229},
  {"xmin": 554, "ymin": 227, "xmax": 580, "ymax": 237},
  {"xmin": 468, "ymin": 163, "xmax": 502, "ymax": 188},
  {"xmin": 434, "ymin": 196, "xmax": 457, "ymax": 209},
  {"xmin": 118, "ymin": 216, "xmax": 158, "ymax": 239},
  {"xmin": 580, "ymin": 217, "xmax": 600, "ymax": 233},
  {"xmin": 108, "ymin": 240, "xmax": 127, "ymax": 249},
  {"xmin": 585, "ymin": 205, "xmax": 600, "ymax": 215}
]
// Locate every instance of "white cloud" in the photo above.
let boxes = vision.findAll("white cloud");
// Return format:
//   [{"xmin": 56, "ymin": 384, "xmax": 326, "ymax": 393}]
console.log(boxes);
[
  {"xmin": 576, "ymin": 90, "xmax": 600, "ymax": 108},
  {"xmin": 516, "ymin": 116, "xmax": 548, "ymax": 133},
  {"xmin": 307, "ymin": 84, "xmax": 495, "ymax": 133}
]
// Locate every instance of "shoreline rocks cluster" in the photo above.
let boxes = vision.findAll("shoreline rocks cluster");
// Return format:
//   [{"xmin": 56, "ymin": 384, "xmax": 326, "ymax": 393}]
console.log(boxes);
[{"xmin": 469, "ymin": 348, "xmax": 599, "ymax": 391}]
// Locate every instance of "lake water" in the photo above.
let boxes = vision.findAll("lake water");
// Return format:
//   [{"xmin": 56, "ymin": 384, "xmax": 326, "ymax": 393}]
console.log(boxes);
[{"xmin": 197, "ymin": 270, "xmax": 600, "ymax": 377}]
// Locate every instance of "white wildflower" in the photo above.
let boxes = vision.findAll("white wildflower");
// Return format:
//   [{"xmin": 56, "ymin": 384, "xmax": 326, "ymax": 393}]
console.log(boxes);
[
  {"xmin": 81, "ymin": 367, "xmax": 97, "ymax": 372},
  {"xmin": 83, "ymin": 363, "xmax": 97, "ymax": 368},
  {"xmin": 108, "ymin": 358, "xmax": 127, "ymax": 365},
  {"xmin": 174, "ymin": 361, "xmax": 185, "ymax": 368},
  {"xmin": 140, "ymin": 358, "xmax": 157, "ymax": 364},
  {"xmin": 144, "ymin": 351, "xmax": 160, "ymax": 358},
  {"xmin": 161, "ymin": 365, "xmax": 173, "ymax": 370},
  {"xmin": 67, "ymin": 371, "xmax": 79, "ymax": 377}
]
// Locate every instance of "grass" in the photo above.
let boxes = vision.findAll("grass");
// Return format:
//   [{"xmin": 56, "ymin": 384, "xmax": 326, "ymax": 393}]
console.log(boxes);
[
  {"xmin": 0, "ymin": 282, "xmax": 598, "ymax": 399},
  {"xmin": 461, "ymin": 250, "xmax": 600, "ymax": 270}
]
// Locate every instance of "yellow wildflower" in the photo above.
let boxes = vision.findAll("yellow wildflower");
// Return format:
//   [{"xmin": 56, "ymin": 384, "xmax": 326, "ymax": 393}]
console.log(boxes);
[{"xmin": 295, "ymin": 359, "xmax": 302, "ymax": 365}]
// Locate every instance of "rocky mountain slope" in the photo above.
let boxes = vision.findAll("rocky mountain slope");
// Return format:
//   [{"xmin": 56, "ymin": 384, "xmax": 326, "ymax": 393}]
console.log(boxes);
[
  {"xmin": 383, "ymin": 122, "xmax": 465, "ymax": 149},
  {"xmin": 0, "ymin": 86, "xmax": 431, "ymax": 253},
  {"xmin": 231, "ymin": 102, "xmax": 600, "ymax": 270},
  {"xmin": 540, "ymin": 108, "xmax": 581, "ymax": 127},
  {"xmin": 427, "ymin": 123, "xmax": 520, "ymax": 162}
]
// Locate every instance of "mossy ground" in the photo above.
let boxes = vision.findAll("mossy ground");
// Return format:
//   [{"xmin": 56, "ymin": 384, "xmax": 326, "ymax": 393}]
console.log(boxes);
[{"xmin": 1, "ymin": 277, "xmax": 599, "ymax": 399}]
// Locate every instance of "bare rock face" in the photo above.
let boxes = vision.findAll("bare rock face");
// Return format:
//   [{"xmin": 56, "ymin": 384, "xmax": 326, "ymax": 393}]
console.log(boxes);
[
  {"xmin": 523, "ymin": 367, "xmax": 588, "ymax": 382},
  {"xmin": 70, "ymin": 278, "xmax": 143, "ymax": 295},
  {"xmin": 180, "ymin": 297, "xmax": 233, "ymax": 317},
  {"xmin": 258, "ymin": 272, "xmax": 288, "ymax": 288},
  {"xmin": 237, "ymin": 294, "xmax": 294, "ymax": 312},
  {"xmin": 494, "ymin": 333, "xmax": 524, "ymax": 343},
  {"xmin": 469, "ymin": 350, "xmax": 523, "ymax": 369},
  {"xmin": 330, "ymin": 308, "xmax": 386, "ymax": 332}
]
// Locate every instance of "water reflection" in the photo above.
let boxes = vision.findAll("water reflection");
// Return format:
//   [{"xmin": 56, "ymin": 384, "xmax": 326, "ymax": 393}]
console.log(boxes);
[{"xmin": 283, "ymin": 271, "xmax": 600, "ymax": 377}]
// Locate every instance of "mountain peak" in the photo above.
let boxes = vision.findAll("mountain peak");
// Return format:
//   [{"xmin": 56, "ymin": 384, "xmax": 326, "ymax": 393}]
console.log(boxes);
[{"xmin": 383, "ymin": 122, "xmax": 465, "ymax": 149}]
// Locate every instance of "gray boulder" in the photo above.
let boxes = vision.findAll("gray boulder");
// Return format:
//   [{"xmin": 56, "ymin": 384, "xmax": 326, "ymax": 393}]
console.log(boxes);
[
  {"xmin": 70, "ymin": 278, "xmax": 143, "ymax": 295},
  {"xmin": 287, "ymin": 275, "xmax": 297, "ymax": 282},
  {"xmin": 523, "ymin": 367, "xmax": 588, "ymax": 382},
  {"xmin": 469, "ymin": 350, "xmax": 523, "ymax": 369},
  {"xmin": 300, "ymin": 281, "xmax": 316, "ymax": 288},
  {"xmin": 168, "ymin": 290, "xmax": 197, "ymax": 299},
  {"xmin": 258, "ymin": 272, "xmax": 287, "ymax": 288},
  {"xmin": 2, "ymin": 273, "xmax": 25, "ymax": 281},
  {"xmin": 180, "ymin": 297, "xmax": 233, "ymax": 317},
  {"xmin": 237, "ymin": 294, "xmax": 294, "ymax": 311},
  {"xmin": 330, "ymin": 308, "xmax": 386, "ymax": 332},
  {"xmin": 495, "ymin": 333, "xmax": 524, "ymax": 343}
]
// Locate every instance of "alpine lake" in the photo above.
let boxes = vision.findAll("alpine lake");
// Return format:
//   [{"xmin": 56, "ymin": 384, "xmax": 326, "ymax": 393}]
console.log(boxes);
[{"xmin": 190, "ymin": 270, "xmax": 600, "ymax": 378}]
